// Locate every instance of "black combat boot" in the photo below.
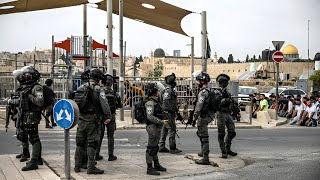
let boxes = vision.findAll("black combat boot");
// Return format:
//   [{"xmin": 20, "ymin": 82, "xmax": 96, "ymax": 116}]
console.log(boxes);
[
  {"xmin": 153, "ymin": 160, "xmax": 167, "ymax": 171},
  {"xmin": 221, "ymin": 150, "xmax": 228, "ymax": 159},
  {"xmin": 195, "ymin": 154, "xmax": 210, "ymax": 165},
  {"xmin": 158, "ymin": 147, "xmax": 169, "ymax": 153},
  {"xmin": 87, "ymin": 167, "xmax": 104, "ymax": 174},
  {"xmin": 147, "ymin": 163, "xmax": 160, "ymax": 175},
  {"xmin": 20, "ymin": 149, "xmax": 30, "ymax": 162},
  {"xmin": 74, "ymin": 166, "xmax": 81, "ymax": 173},
  {"xmin": 170, "ymin": 149, "xmax": 182, "ymax": 154},
  {"xmin": 95, "ymin": 154, "xmax": 103, "ymax": 161},
  {"xmin": 22, "ymin": 159, "xmax": 38, "ymax": 171},
  {"xmin": 227, "ymin": 150, "xmax": 238, "ymax": 156},
  {"xmin": 108, "ymin": 154, "xmax": 117, "ymax": 161}
]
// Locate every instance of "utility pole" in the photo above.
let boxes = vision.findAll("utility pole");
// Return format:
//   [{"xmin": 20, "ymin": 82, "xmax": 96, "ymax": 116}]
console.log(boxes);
[
  {"xmin": 307, "ymin": 20, "xmax": 310, "ymax": 95},
  {"xmin": 119, "ymin": 0, "xmax": 124, "ymax": 121},
  {"xmin": 107, "ymin": 0, "xmax": 113, "ymax": 75},
  {"xmin": 201, "ymin": 11, "xmax": 207, "ymax": 73}
]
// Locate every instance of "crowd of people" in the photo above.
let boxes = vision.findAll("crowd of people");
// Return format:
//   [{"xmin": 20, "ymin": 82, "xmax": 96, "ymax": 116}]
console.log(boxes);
[{"xmin": 252, "ymin": 92, "xmax": 320, "ymax": 127}]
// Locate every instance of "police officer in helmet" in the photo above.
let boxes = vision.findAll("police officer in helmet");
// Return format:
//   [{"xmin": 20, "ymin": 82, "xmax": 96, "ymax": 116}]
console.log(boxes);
[
  {"xmin": 193, "ymin": 71, "xmax": 215, "ymax": 165},
  {"xmin": 95, "ymin": 73, "xmax": 123, "ymax": 161},
  {"xmin": 216, "ymin": 74, "xmax": 237, "ymax": 158},
  {"xmin": 74, "ymin": 68, "xmax": 112, "ymax": 174},
  {"xmin": 145, "ymin": 82, "xmax": 168, "ymax": 176},
  {"xmin": 159, "ymin": 73, "xmax": 182, "ymax": 154},
  {"xmin": 9, "ymin": 66, "xmax": 44, "ymax": 171}
]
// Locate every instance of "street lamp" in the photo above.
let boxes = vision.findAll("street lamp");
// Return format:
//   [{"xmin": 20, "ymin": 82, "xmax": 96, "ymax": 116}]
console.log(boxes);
[{"xmin": 14, "ymin": 52, "xmax": 22, "ymax": 93}]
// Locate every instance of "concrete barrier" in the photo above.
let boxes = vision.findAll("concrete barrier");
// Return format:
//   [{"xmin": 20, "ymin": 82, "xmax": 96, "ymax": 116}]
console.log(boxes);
[
  {"xmin": 257, "ymin": 111, "xmax": 271, "ymax": 124},
  {"xmin": 268, "ymin": 109, "xmax": 277, "ymax": 120}
]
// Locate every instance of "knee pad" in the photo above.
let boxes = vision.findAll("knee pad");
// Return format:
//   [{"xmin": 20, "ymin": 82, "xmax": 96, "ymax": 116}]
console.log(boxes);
[
  {"xmin": 17, "ymin": 133, "xmax": 28, "ymax": 142},
  {"xmin": 29, "ymin": 137, "xmax": 40, "ymax": 145},
  {"xmin": 218, "ymin": 131, "xmax": 225, "ymax": 140},
  {"xmin": 228, "ymin": 131, "xmax": 236, "ymax": 139},
  {"xmin": 147, "ymin": 146, "xmax": 159, "ymax": 156},
  {"xmin": 88, "ymin": 141, "xmax": 97, "ymax": 149}
]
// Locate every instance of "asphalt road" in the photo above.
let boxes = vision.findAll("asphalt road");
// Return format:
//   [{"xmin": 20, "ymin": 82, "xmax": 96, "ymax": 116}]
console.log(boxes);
[{"xmin": 1, "ymin": 127, "xmax": 320, "ymax": 180}]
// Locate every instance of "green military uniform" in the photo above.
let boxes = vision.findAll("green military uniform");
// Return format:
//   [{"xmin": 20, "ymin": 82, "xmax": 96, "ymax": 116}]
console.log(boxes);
[
  {"xmin": 145, "ymin": 96, "xmax": 166, "ymax": 175},
  {"xmin": 217, "ymin": 88, "xmax": 237, "ymax": 157},
  {"xmin": 159, "ymin": 86, "xmax": 179, "ymax": 152},
  {"xmin": 19, "ymin": 83, "xmax": 44, "ymax": 170},
  {"xmin": 216, "ymin": 74, "xmax": 237, "ymax": 158},
  {"xmin": 74, "ymin": 80, "xmax": 111, "ymax": 174},
  {"xmin": 193, "ymin": 87, "xmax": 214, "ymax": 164}
]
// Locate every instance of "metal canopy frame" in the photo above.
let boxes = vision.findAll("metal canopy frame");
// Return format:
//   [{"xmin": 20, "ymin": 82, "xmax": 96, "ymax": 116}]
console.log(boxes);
[{"xmin": 0, "ymin": 0, "xmax": 191, "ymax": 36}]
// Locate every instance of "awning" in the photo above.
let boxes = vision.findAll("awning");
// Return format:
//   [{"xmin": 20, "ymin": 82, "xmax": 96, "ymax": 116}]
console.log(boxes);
[{"xmin": 0, "ymin": 0, "xmax": 191, "ymax": 36}]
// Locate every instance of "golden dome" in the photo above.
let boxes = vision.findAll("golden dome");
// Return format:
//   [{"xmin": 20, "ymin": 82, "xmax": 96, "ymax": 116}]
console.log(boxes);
[{"xmin": 282, "ymin": 44, "xmax": 299, "ymax": 55}]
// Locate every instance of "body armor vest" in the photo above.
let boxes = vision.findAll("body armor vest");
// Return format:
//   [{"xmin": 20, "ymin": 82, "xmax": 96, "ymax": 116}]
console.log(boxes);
[{"xmin": 105, "ymin": 87, "xmax": 117, "ymax": 113}]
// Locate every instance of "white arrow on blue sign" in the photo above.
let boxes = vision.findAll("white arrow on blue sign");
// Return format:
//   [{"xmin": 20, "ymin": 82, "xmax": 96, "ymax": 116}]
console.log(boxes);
[{"xmin": 53, "ymin": 99, "xmax": 79, "ymax": 129}]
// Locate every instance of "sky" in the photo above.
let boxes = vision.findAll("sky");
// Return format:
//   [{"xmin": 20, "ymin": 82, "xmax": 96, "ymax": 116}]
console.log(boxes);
[{"xmin": 0, "ymin": 0, "xmax": 319, "ymax": 61}]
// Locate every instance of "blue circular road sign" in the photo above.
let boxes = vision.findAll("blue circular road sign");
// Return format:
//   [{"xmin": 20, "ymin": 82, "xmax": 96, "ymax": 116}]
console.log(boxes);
[{"xmin": 53, "ymin": 99, "xmax": 78, "ymax": 129}]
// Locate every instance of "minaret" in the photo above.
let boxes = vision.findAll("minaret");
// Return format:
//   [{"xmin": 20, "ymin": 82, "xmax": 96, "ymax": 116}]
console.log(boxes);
[{"xmin": 213, "ymin": 52, "xmax": 218, "ymax": 63}]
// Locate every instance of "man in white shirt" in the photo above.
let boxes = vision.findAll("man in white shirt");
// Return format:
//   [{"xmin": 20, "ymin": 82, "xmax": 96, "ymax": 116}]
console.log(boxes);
[
  {"xmin": 304, "ymin": 97, "xmax": 318, "ymax": 127},
  {"xmin": 285, "ymin": 96, "xmax": 294, "ymax": 118},
  {"xmin": 289, "ymin": 98, "xmax": 306, "ymax": 125}
]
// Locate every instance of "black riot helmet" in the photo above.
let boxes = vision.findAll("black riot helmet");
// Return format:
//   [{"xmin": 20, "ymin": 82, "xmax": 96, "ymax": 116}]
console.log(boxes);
[
  {"xmin": 195, "ymin": 72, "xmax": 210, "ymax": 83},
  {"xmin": 45, "ymin": 79, "xmax": 53, "ymax": 87},
  {"xmin": 165, "ymin": 73, "xmax": 177, "ymax": 87},
  {"xmin": 81, "ymin": 70, "xmax": 90, "ymax": 82},
  {"xmin": 12, "ymin": 69, "xmax": 23, "ymax": 84},
  {"xmin": 145, "ymin": 82, "xmax": 165, "ymax": 96},
  {"xmin": 216, "ymin": 74, "xmax": 230, "ymax": 88},
  {"xmin": 102, "ymin": 74, "xmax": 114, "ymax": 86},
  {"xmin": 89, "ymin": 68, "xmax": 104, "ymax": 81},
  {"xmin": 20, "ymin": 66, "xmax": 39, "ymax": 84}
]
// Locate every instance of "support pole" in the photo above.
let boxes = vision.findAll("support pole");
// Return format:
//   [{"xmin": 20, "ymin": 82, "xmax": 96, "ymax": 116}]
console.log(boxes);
[
  {"xmin": 191, "ymin": 36, "xmax": 195, "ymax": 84},
  {"xmin": 64, "ymin": 129, "xmax": 71, "ymax": 180},
  {"xmin": 103, "ymin": 39, "xmax": 106, "ymax": 73},
  {"xmin": 83, "ymin": 4, "xmax": 90, "ymax": 71},
  {"xmin": 119, "ymin": 0, "xmax": 124, "ymax": 121},
  {"xmin": 51, "ymin": 35, "xmax": 55, "ymax": 78},
  {"xmin": 107, "ymin": 0, "xmax": 113, "ymax": 75},
  {"xmin": 14, "ymin": 54, "xmax": 17, "ymax": 93},
  {"xmin": 201, "ymin": 11, "xmax": 207, "ymax": 73}
]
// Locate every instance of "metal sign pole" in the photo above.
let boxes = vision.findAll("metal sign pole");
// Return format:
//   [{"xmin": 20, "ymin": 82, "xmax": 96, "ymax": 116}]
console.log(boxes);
[
  {"xmin": 107, "ymin": 0, "xmax": 113, "ymax": 75},
  {"xmin": 275, "ymin": 63, "xmax": 279, "ymax": 120},
  {"xmin": 64, "ymin": 129, "xmax": 71, "ymax": 180},
  {"xmin": 191, "ymin": 36, "xmax": 194, "ymax": 84}
]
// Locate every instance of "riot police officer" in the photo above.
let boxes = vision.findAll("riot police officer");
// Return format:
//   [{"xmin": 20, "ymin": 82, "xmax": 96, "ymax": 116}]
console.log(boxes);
[
  {"xmin": 74, "ymin": 68, "xmax": 112, "ymax": 174},
  {"xmin": 11, "ymin": 69, "xmax": 30, "ymax": 163},
  {"xmin": 9, "ymin": 66, "xmax": 44, "ymax": 171},
  {"xmin": 159, "ymin": 73, "xmax": 182, "ymax": 154},
  {"xmin": 216, "ymin": 74, "xmax": 237, "ymax": 158},
  {"xmin": 145, "ymin": 82, "xmax": 168, "ymax": 176},
  {"xmin": 193, "ymin": 72, "xmax": 214, "ymax": 165},
  {"xmin": 95, "ymin": 74, "xmax": 123, "ymax": 161}
]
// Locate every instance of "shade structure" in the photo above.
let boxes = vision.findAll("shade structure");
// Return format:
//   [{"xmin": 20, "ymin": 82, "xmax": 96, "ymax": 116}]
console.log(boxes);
[{"xmin": 0, "ymin": 0, "xmax": 191, "ymax": 36}]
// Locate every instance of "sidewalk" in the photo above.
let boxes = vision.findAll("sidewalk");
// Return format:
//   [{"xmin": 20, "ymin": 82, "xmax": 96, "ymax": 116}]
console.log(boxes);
[
  {"xmin": 44, "ymin": 153, "xmax": 245, "ymax": 179},
  {"xmin": 0, "ymin": 154, "xmax": 60, "ymax": 180}
]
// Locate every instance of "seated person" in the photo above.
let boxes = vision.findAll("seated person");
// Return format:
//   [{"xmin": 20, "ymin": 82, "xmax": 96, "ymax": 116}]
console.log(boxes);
[
  {"xmin": 301, "ymin": 100, "xmax": 317, "ymax": 127},
  {"xmin": 289, "ymin": 98, "xmax": 306, "ymax": 125}
]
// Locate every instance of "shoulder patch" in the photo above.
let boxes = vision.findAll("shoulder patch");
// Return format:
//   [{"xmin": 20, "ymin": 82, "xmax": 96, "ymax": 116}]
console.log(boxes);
[{"xmin": 100, "ymin": 91, "xmax": 106, "ymax": 99}]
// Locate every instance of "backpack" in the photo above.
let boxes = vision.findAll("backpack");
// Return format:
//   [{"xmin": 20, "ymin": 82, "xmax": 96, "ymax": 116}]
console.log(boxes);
[
  {"xmin": 134, "ymin": 96, "xmax": 148, "ymax": 123},
  {"xmin": 73, "ymin": 85, "xmax": 94, "ymax": 114},
  {"xmin": 204, "ymin": 88, "xmax": 223, "ymax": 113},
  {"xmin": 42, "ymin": 85, "xmax": 55, "ymax": 110}
]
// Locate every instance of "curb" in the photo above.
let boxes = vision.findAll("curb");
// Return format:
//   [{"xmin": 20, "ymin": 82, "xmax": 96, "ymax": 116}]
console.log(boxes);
[{"xmin": 275, "ymin": 119, "xmax": 289, "ymax": 126}]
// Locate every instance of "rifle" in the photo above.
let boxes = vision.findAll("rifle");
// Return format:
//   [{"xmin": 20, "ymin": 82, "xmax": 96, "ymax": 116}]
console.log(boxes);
[
  {"xmin": 5, "ymin": 94, "xmax": 20, "ymax": 132},
  {"xmin": 162, "ymin": 110, "xmax": 180, "ymax": 138}
]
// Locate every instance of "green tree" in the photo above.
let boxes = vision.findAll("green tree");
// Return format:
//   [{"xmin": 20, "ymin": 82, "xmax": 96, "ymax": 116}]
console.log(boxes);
[
  {"xmin": 148, "ymin": 62, "xmax": 164, "ymax": 77},
  {"xmin": 258, "ymin": 55, "xmax": 261, "ymax": 61},
  {"xmin": 227, "ymin": 54, "xmax": 234, "ymax": 63},
  {"xmin": 246, "ymin": 54, "xmax": 249, "ymax": 62},
  {"xmin": 309, "ymin": 70, "xmax": 320, "ymax": 86},
  {"xmin": 218, "ymin": 57, "xmax": 226, "ymax": 63},
  {"xmin": 253, "ymin": 55, "xmax": 256, "ymax": 61}
]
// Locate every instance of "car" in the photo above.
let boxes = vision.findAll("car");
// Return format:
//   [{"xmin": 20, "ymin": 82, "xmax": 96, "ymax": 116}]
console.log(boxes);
[
  {"xmin": 262, "ymin": 87, "xmax": 306, "ymax": 98},
  {"xmin": 238, "ymin": 86, "xmax": 258, "ymax": 110}
]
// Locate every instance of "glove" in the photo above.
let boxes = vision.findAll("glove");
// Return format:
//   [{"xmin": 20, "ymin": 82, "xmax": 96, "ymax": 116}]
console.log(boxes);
[{"xmin": 8, "ymin": 98, "xmax": 20, "ymax": 105}]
